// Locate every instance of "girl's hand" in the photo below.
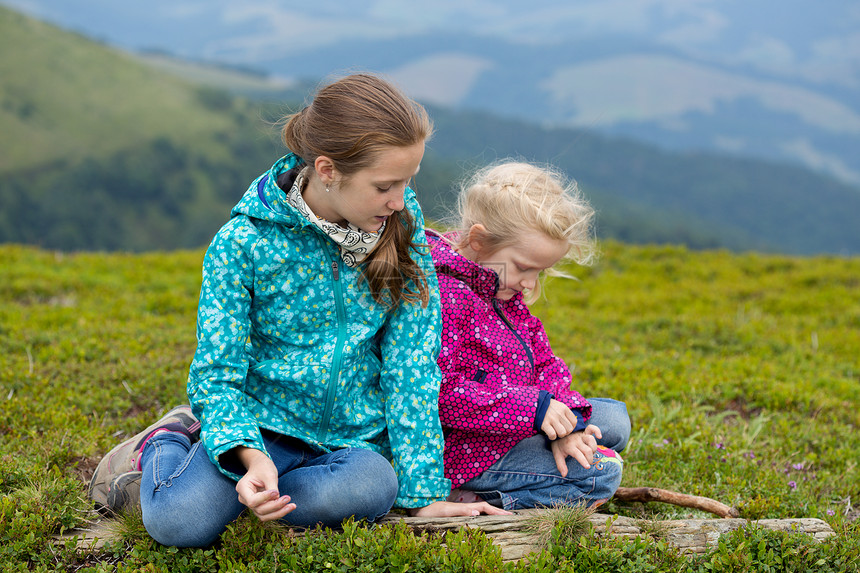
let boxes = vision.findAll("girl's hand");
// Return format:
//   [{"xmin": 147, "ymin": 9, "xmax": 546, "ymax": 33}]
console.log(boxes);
[
  {"xmin": 406, "ymin": 501, "xmax": 511, "ymax": 517},
  {"xmin": 550, "ymin": 424, "xmax": 602, "ymax": 476},
  {"xmin": 234, "ymin": 447, "xmax": 296, "ymax": 522},
  {"xmin": 541, "ymin": 399, "xmax": 580, "ymax": 440}
]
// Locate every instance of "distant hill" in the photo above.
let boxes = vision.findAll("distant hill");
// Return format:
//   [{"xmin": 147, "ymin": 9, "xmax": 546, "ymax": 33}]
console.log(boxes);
[
  {"xmin": 1, "ymin": 5, "xmax": 858, "ymax": 255},
  {"xmin": 0, "ymin": 6, "xmax": 285, "ymax": 250},
  {"xmin": 0, "ymin": 8, "xmax": 265, "ymax": 173},
  {"xmin": 419, "ymin": 107, "xmax": 860, "ymax": 255}
]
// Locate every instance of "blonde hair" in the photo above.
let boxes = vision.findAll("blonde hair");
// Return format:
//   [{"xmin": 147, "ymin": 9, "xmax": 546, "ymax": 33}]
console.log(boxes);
[
  {"xmin": 281, "ymin": 73, "xmax": 433, "ymax": 310},
  {"xmin": 454, "ymin": 161, "xmax": 597, "ymax": 300}
]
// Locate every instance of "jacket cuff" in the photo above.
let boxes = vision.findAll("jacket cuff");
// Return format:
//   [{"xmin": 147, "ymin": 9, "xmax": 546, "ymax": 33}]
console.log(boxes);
[
  {"xmin": 394, "ymin": 475, "xmax": 452, "ymax": 508},
  {"xmin": 204, "ymin": 430, "xmax": 268, "ymax": 482},
  {"xmin": 533, "ymin": 390, "xmax": 554, "ymax": 432}
]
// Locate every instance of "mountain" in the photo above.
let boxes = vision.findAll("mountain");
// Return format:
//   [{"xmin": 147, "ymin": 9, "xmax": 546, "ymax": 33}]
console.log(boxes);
[
  {"xmin": 3, "ymin": 0, "xmax": 859, "ymax": 187},
  {"xmin": 1, "ymin": 5, "xmax": 859, "ymax": 255},
  {"xmin": 418, "ymin": 106, "xmax": 860, "ymax": 255},
  {"xmin": 0, "ymin": 6, "xmax": 285, "ymax": 250},
  {"xmin": 0, "ymin": 9, "xmax": 252, "ymax": 173}
]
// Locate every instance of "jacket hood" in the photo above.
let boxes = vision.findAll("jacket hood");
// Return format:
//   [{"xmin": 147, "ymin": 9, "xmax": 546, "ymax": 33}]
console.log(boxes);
[
  {"xmin": 230, "ymin": 153, "xmax": 311, "ymax": 229},
  {"xmin": 427, "ymin": 230, "xmax": 499, "ymax": 300}
]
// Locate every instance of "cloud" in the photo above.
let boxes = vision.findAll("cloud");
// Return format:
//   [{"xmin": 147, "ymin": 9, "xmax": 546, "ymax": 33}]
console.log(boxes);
[
  {"xmin": 386, "ymin": 53, "xmax": 495, "ymax": 106},
  {"xmin": 452, "ymin": 0, "xmax": 730, "ymax": 44},
  {"xmin": 733, "ymin": 36, "xmax": 796, "ymax": 70},
  {"xmin": 367, "ymin": 0, "xmax": 506, "ymax": 28},
  {"xmin": 716, "ymin": 31, "xmax": 859, "ymax": 89},
  {"xmin": 200, "ymin": 0, "xmax": 734, "ymax": 52},
  {"xmin": 197, "ymin": 0, "xmax": 858, "ymax": 97},
  {"xmin": 713, "ymin": 135, "xmax": 747, "ymax": 153},
  {"xmin": 161, "ymin": 2, "xmax": 210, "ymax": 19},
  {"xmin": 199, "ymin": 3, "xmax": 414, "ymax": 61},
  {"xmin": 780, "ymin": 138, "xmax": 860, "ymax": 184},
  {"xmin": 541, "ymin": 54, "xmax": 860, "ymax": 134},
  {"xmin": 804, "ymin": 32, "xmax": 860, "ymax": 88},
  {"xmin": 657, "ymin": 7, "xmax": 729, "ymax": 47}
]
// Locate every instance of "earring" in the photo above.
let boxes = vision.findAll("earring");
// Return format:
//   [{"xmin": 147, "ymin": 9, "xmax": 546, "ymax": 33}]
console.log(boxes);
[{"xmin": 325, "ymin": 185, "xmax": 331, "ymax": 193}]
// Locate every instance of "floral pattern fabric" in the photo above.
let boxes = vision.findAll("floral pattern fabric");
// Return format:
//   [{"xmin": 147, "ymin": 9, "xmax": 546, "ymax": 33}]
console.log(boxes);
[{"xmin": 187, "ymin": 153, "xmax": 451, "ymax": 507}]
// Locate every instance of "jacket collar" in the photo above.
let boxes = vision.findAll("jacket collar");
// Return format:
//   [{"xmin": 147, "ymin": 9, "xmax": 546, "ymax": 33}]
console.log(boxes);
[
  {"xmin": 231, "ymin": 152, "xmax": 313, "ymax": 229},
  {"xmin": 427, "ymin": 230, "xmax": 500, "ymax": 300}
]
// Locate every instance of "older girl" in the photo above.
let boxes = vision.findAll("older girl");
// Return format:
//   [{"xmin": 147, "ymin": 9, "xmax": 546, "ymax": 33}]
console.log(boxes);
[{"xmin": 89, "ymin": 74, "xmax": 503, "ymax": 547}]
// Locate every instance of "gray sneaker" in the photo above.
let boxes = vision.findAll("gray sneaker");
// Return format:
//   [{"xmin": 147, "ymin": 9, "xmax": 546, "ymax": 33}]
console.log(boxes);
[
  {"xmin": 88, "ymin": 404, "xmax": 200, "ymax": 514},
  {"xmin": 106, "ymin": 471, "xmax": 142, "ymax": 514}
]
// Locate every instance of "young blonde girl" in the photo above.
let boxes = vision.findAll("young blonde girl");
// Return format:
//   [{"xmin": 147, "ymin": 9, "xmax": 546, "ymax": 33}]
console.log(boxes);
[{"xmin": 427, "ymin": 162, "xmax": 630, "ymax": 510}]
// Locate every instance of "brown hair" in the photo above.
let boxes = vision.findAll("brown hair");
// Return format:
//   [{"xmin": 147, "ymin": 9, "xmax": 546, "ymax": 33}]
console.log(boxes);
[{"xmin": 281, "ymin": 74, "xmax": 433, "ymax": 309}]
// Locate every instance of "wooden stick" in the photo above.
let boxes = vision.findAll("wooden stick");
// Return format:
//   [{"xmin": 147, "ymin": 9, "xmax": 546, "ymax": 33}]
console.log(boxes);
[{"xmin": 614, "ymin": 487, "xmax": 740, "ymax": 518}]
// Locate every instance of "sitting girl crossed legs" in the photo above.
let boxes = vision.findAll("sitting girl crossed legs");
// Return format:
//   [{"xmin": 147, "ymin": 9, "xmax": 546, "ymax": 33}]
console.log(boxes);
[{"xmin": 428, "ymin": 161, "xmax": 631, "ymax": 510}]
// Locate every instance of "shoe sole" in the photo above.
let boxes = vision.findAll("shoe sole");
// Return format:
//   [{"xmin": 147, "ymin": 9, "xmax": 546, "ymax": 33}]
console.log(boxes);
[{"xmin": 106, "ymin": 471, "xmax": 142, "ymax": 515}]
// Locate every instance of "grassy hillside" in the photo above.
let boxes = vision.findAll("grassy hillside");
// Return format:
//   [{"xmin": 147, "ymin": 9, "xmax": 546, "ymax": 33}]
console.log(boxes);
[
  {"xmin": 0, "ymin": 7, "xmax": 249, "ymax": 171},
  {"xmin": 0, "ymin": 5, "xmax": 286, "ymax": 250},
  {"xmin": 1, "ymin": 243, "xmax": 858, "ymax": 570}
]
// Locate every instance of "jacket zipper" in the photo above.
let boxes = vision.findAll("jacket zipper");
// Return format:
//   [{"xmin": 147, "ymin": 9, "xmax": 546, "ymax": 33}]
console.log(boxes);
[
  {"xmin": 492, "ymin": 299, "xmax": 534, "ymax": 369},
  {"xmin": 316, "ymin": 242, "xmax": 347, "ymax": 441}
]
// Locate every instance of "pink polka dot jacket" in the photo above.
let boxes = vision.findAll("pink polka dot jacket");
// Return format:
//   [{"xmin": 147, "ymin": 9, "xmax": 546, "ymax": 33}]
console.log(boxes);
[{"xmin": 427, "ymin": 230, "xmax": 592, "ymax": 488}]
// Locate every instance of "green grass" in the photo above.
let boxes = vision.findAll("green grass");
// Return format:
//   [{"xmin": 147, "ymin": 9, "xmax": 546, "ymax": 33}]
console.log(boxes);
[{"xmin": 1, "ymin": 241, "xmax": 858, "ymax": 571}]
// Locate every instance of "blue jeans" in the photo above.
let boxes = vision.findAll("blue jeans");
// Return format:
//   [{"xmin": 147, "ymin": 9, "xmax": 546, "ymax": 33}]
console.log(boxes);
[
  {"xmin": 460, "ymin": 398, "xmax": 630, "ymax": 510},
  {"xmin": 140, "ymin": 430, "xmax": 398, "ymax": 547}
]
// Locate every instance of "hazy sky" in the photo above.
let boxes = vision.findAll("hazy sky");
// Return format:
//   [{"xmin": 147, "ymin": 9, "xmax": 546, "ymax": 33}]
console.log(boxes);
[
  {"xmin": 5, "ymin": 0, "xmax": 858, "ymax": 88},
  {"xmin": 4, "ymin": 0, "xmax": 859, "ymax": 183}
]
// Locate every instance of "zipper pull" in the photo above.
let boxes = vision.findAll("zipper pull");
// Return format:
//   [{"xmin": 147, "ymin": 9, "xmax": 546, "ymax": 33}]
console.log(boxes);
[{"xmin": 331, "ymin": 261, "xmax": 339, "ymax": 280}]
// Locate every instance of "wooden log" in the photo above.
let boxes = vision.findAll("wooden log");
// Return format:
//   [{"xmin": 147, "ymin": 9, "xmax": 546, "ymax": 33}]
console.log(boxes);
[
  {"xmin": 62, "ymin": 510, "xmax": 835, "ymax": 563},
  {"xmin": 613, "ymin": 487, "xmax": 741, "ymax": 518},
  {"xmin": 378, "ymin": 510, "xmax": 835, "ymax": 561}
]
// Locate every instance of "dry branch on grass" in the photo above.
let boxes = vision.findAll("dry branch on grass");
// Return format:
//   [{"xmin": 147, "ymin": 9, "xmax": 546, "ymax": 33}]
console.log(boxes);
[{"xmin": 613, "ymin": 486, "xmax": 741, "ymax": 518}]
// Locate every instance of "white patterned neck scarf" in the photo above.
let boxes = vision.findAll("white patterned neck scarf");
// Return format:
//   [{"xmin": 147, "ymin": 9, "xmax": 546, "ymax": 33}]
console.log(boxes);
[{"xmin": 284, "ymin": 167, "xmax": 385, "ymax": 267}]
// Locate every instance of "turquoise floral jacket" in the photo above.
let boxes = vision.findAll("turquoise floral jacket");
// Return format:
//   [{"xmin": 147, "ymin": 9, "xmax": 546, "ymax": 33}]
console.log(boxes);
[{"xmin": 187, "ymin": 153, "xmax": 451, "ymax": 507}]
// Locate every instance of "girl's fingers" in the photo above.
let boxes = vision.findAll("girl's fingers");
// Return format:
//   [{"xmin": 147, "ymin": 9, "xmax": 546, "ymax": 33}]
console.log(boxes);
[
  {"xmin": 241, "ymin": 486, "xmax": 294, "ymax": 519},
  {"xmin": 254, "ymin": 496, "xmax": 296, "ymax": 522},
  {"xmin": 552, "ymin": 447, "xmax": 569, "ymax": 477},
  {"xmin": 237, "ymin": 480, "xmax": 291, "ymax": 516},
  {"xmin": 585, "ymin": 424, "xmax": 603, "ymax": 441},
  {"xmin": 238, "ymin": 487, "xmax": 272, "ymax": 509},
  {"xmin": 476, "ymin": 503, "xmax": 512, "ymax": 515},
  {"xmin": 450, "ymin": 502, "xmax": 510, "ymax": 517},
  {"xmin": 572, "ymin": 446, "xmax": 592, "ymax": 469},
  {"xmin": 560, "ymin": 418, "xmax": 574, "ymax": 436},
  {"xmin": 552, "ymin": 417, "xmax": 573, "ymax": 439},
  {"xmin": 235, "ymin": 479, "xmax": 267, "ymax": 505}
]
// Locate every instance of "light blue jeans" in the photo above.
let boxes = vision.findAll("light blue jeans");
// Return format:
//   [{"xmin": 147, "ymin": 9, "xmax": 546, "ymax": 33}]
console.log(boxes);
[
  {"xmin": 140, "ymin": 430, "xmax": 398, "ymax": 547},
  {"xmin": 460, "ymin": 398, "xmax": 630, "ymax": 510}
]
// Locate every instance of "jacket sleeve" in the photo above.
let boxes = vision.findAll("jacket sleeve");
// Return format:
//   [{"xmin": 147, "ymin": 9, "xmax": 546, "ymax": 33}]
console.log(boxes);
[
  {"xmin": 378, "ymin": 195, "xmax": 452, "ymax": 508},
  {"xmin": 526, "ymin": 312, "xmax": 592, "ymax": 423},
  {"xmin": 186, "ymin": 219, "xmax": 269, "ymax": 480},
  {"xmin": 436, "ymin": 276, "xmax": 542, "ymax": 440}
]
